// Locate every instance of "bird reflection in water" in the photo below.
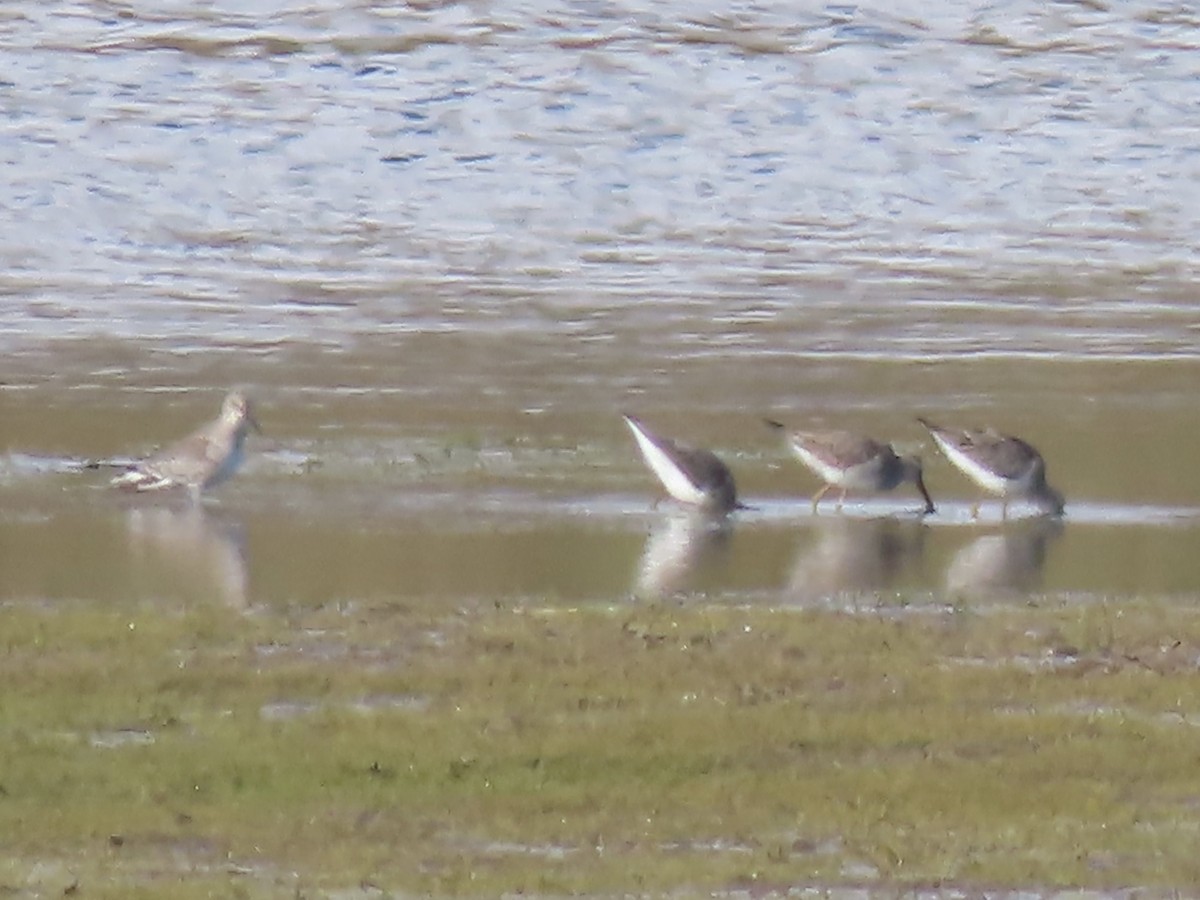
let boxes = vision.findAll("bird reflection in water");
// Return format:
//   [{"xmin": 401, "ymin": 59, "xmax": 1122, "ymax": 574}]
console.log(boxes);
[
  {"xmin": 944, "ymin": 517, "xmax": 1062, "ymax": 598},
  {"xmin": 633, "ymin": 509, "xmax": 733, "ymax": 600},
  {"xmin": 787, "ymin": 515, "xmax": 927, "ymax": 604},
  {"xmin": 124, "ymin": 502, "xmax": 250, "ymax": 609}
]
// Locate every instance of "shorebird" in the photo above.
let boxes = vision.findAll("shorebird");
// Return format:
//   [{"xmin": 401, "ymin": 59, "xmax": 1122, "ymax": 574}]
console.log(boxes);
[
  {"xmin": 918, "ymin": 417, "xmax": 1064, "ymax": 519},
  {"xmin": 111, "ymin": 391, "xmax": 260, "ymax": 502},
  {"xmin": 765, "ymin": 419, "xmax": 934, "ymax": 515},
  {"xmin": 623, "ymin": 414, "xmax": 740, "ymax": 514}
]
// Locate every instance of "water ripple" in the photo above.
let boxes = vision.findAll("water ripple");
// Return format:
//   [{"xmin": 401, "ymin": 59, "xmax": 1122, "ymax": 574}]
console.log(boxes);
[{"xmin": 2, "ymin": 0, "xmax": 1199, "ymax": 361}]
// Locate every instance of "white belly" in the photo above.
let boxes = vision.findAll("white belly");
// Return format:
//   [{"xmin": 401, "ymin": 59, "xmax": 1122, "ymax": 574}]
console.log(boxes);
[{"xmin": 628, "ymin": 424, "xmax": 706, "ymax": 505}]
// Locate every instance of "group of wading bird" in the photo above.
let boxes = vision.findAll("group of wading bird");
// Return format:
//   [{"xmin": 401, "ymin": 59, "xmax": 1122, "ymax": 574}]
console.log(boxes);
[
  {"xmin": 106, "ymin": 390, "xmax": 1066, "ymax": 521},
  {"xmin": 623, "ymin": 413, "xmax": 1064, "ymax": 519}
]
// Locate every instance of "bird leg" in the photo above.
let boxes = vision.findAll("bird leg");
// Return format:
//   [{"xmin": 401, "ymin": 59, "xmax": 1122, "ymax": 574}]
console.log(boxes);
[{"xmin": 810, "ymin": 484, "xmax": 831, "ymax": 512}]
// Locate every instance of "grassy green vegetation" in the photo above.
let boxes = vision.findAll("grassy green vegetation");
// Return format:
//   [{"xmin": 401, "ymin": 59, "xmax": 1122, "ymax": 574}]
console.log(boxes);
[{"xmin": 2, "ymin": 592, "xmax": 1200, "ymax": 896}]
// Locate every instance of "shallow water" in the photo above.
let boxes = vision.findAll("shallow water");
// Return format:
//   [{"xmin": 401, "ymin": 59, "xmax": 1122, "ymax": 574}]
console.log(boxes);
[
  {"xmin": 2, "ymin": 456, "xmax": 1197, "ymax": 613},
  {"xmin": 3, "ymin": 3, "xmax": 1200, "ymax": 614}
]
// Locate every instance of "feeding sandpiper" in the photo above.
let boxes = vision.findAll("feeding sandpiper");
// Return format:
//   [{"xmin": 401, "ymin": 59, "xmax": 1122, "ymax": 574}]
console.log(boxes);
[
  {"xmin": 110, "ymin": 391, "xmax": 260, "ymax": 502},
  {"xmin": 918, "ymin": 417, "xmax": 1064, "ymax": 518},
  {"xmin": 623, "ymin": 414, "xmax": 740, "ymax": 514},
  {"xmin": 765, "ymin": 419, "xmax": 935, "ymax": 515}
]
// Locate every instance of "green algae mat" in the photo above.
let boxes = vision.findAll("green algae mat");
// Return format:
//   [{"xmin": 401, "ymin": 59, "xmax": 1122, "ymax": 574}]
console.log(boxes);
[{"xmin": 2, "ymin": 593, "xmax": 1199, "ymax": 897}]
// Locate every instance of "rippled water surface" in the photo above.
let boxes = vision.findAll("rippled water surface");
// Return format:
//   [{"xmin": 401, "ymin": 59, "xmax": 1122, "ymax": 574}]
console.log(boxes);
[{"xmin": 3, "ymin": 0, "xmax": 1200, "ymax": 622}]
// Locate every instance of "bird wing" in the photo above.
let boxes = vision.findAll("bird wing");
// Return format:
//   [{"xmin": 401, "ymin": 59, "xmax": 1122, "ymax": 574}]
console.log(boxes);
[
  {"xmin": 792, "ymin": 431, "xmax": 887, "ymax": 469},
  {"xmin": 940, "ymin": 427, "xmax": 1040, "ymax": 480},
  {"xmin": 973, "ymin": 434, "xmax": 1042, "ymax": 479},
  {"xmin": 139, "ymin": 427, "xmax": 222, "ymax": 483}
]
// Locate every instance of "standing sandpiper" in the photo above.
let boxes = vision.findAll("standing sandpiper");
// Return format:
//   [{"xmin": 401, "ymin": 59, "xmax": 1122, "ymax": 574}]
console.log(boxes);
[
  {"xmin": 918, "ymin": 417, "xmax": 1064, "ymax": 518},
  {"xmin": 765, "ymin": 419, "xmax": 934, "ymax": 515},
  {"xmin": 111, "ymin": 391, "xmax": 260, "ymax": 502},
  {"xmin": 623, "ymin": 414, "xmax": 740, "ymax": 514}
]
